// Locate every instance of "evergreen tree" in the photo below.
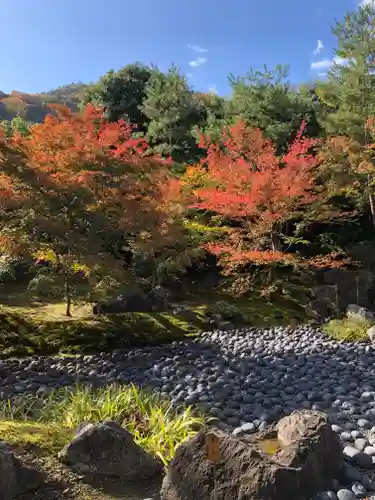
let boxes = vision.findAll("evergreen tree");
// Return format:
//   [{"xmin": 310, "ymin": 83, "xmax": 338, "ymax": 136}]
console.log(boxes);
[
  {"xmin": 142, "ymin": 67, "xmax": 203, "ymax": 163},
  {"xmin": 227, "ymin": 65, "xmax": 321, "ymax": 153},
  {"xmin": 317, "ymin": 3, "xmax": 375, "ymax": 228},
  {"xmin": 317, "ymin": 3, "xmax": 375, "ymax": 143},
  {"xmin": 83, "ymin": 63, "xmax": 153, "ymax": 132}
]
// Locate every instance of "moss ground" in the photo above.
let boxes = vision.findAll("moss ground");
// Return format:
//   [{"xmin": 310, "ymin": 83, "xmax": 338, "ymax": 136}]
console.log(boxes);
[{"xmin": 0, "ymin": 284, "xmax": 306, "ymax": 357}]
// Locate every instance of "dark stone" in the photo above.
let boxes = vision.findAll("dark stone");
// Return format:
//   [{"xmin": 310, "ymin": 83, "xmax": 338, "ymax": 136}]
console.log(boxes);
[
  {"xmin": 93, "ymin": 291, "xmax": 153, "ymax": 315},
  {"xmin": 0, "ymin": 441, "xmax": 43, "ymax": 499},
  {"xmin": 160, "ymin": 410, "xmax": 341, "ymax": 500},
  {"xmin": 58, "ymin": 420, "xmax": 163, "ymax": 479},
  {"xmin": 148, "ymin": 286, "xmax": 171, "ymax": 310}
]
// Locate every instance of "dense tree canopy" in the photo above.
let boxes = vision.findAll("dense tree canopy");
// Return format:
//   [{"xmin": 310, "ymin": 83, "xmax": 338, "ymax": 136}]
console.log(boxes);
[{"xmin": 1, "ymin": 2, "xmax": 375, "ymax": 311}]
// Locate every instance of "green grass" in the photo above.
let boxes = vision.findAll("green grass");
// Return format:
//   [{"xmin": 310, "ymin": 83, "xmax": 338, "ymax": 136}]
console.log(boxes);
[
  {"xmin": 323, "ymin": 317, "xmax": 373, "ymax": 342},
  {"xmin": 0, "ymin": 284, "xmax": 307, "ymax": 357},
  {"xmin": 0, "ymin": 300, "xmax": 208, "ymax": 357},
  {"xmin": 0, "ymin": 384, "xmax": 206, "ymax": 466}
]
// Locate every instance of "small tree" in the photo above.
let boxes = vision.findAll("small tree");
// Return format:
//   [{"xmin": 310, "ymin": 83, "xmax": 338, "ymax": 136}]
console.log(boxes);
[
  {"xmin": 17, "ymin": 104, "xmax": 178, "ymax": 316},
  {"xmin": 183, "ymin": 120, "xmax": 319, "ymax": 269}
]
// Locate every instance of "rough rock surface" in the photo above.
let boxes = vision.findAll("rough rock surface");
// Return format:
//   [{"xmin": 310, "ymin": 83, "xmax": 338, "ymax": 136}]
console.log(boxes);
[
  {"xmin": 58, "ymin": 421, "xmax": 163, "ymax": 480},
  {"xmin": 0, "ymin": 441, "xmax": 42, "ymax": 500},
  {"xmin": 346, "ymin": 304, "xmax": 375, "ymax": 322},
  {"xmin": 368, "ymin": 326, "xmax": 375, "ymax": 342},
  {"xmin": 160, "ymin": 410, "xmax": 341, "ymax": 500}
]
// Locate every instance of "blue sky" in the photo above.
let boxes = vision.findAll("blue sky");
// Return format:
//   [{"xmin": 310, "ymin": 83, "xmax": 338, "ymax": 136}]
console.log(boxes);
[{"xmin": 0, "ymin": 0, "xmax": 370, "ymax": 96}]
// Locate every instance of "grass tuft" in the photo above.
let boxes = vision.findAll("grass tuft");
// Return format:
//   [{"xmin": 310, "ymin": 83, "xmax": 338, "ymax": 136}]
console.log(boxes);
[
  {"xmin": 323, "ymin": 317, "xmax": 373, "ymax": 342},
  {"xmin": 0, "ymin": 384, "xmax": 206, "ymax": 465}
]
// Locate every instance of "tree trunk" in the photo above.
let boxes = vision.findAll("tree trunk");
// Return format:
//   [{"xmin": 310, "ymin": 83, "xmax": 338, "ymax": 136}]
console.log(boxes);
[
  {"xmin": 271, "ymin": 231, "xmax": 282, "ymax": 252},
  {"xmin": 369, "ymin": 192, "xmax": 375, "ymax": 232},
  {"xmin": 64, "ymin": 269, "xmax": 72, "ymax": 317}
]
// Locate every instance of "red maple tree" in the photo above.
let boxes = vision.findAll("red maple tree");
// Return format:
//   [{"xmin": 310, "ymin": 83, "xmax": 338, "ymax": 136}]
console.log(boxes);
[
  {"xmin": 16, "ymin": 104, "xmax": 178, "ymax": 315},
  {"xmin": 186, "ymin": 120, "xmax": 319, "ymax": 267},
  {"xmin": 0, "ymin": 126, "xmax": 31, "ymax": 254}
]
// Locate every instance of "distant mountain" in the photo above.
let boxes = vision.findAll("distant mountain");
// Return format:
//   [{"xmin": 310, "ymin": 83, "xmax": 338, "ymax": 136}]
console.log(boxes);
[{"xmin": 0, "ymin": 83, "xmax": 88, "ymax": 122}]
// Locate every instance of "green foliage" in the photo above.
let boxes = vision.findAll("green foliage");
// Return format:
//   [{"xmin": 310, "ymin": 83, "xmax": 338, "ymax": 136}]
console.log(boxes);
[
  {"xmin": 0, "ymin": 260, "xmax": 16, "ymax": 284},
  {"xmin": 0, "ymin": 384, "xmax": 206, "ymax": 465},
  {"xmin": 227, "ymin": 65, "xmax": 321, "ymax": 152},
  {"xmin": 0, "ymin": 116, "xmax": 30, "ymax": 137},
  {"xmin": 318, "ymin": 3, "xmax": 375, "ymax": 143},
  {"xmin": 142, "ymin": 66, "xmax": 204, "ymax": 162},
  {"xmin": 27, "ymin": 273, "xmax": 58, "ymax": 298},
  {"xmin": 83, "ymin": 63, "xmax": 153, "ymax": 131}
]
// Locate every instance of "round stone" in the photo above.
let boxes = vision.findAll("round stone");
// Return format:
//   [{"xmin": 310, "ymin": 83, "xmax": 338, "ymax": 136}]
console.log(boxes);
[
  {"xmin": 364, "ymin": 446, "xmax": 375, "ymax": 456},
  {"xmin": 351, "ymin": 482, "xmax": 367, "ymax": 497},
  {"xmin": 354, "ymin": 438, "xmax": 368, "ymax": 451},
  {"xmin": 336, "ymin": 489, "xmax": 357, "ymax": 500},
  {"xmin": 340, "ymin": 432, "xmax": 353, "ymax": 442},
  {"xmin": 357, "ymin": 418, "xmax": 371, "ymax": 429}
]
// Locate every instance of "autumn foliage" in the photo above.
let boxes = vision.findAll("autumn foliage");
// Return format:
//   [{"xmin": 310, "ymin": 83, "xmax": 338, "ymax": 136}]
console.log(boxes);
[
  {"xmin": 16, "ymin": 104, "xmax": 178, "ymax": 243},
  {"xmin": 1, "ymin": 105, "xmax": 181, "ymax": 314},
  {"xmin": 181, "ymin": 120, "xmax": 319, "ymax": 266}
]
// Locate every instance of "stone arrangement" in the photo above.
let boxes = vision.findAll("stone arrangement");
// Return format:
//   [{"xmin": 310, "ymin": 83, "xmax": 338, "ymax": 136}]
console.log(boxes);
[
  {"xmin": 161, "ymin": 410, "xmax": 343, "ymax": 500},
  {"xmin": 2, "ymin": 324, "xmax": 375, "ymax": 498}
]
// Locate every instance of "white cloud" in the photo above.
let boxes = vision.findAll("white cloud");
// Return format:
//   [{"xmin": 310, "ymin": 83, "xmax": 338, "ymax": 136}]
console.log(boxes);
[
  {"xmin": 310, "ymin": 58, "xmax": 332, "ymax": 70},
  {"xmin": 208, "ymin": 84, "xmax": 218, "ymax": 94},
  {"xmin": 313, "ymin": 39, "xmax": 324, "ymax": 55},
  {"xmin": 189, "ymin": 57, "xmax": 207, "ymax": 68},
  {"xmin": 311, "ymin": 56, "xmax": 348, "ymax": 71},
  {"xmin": 360, "ymin": 0, "xmax": 375, "ymax": 6},
  {"xmin": 187, "ymin": 44, "xmax": 208, "ymax": 53},
  {"xmin": 333, "ymin": 56, "xmax": 348, "ymax": 65}
]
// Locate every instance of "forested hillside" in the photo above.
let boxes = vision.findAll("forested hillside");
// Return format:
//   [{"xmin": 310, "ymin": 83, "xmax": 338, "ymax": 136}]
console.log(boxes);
[{"xmin": 0, "ymin": 83, "xmax": 87, "ymax": 122}]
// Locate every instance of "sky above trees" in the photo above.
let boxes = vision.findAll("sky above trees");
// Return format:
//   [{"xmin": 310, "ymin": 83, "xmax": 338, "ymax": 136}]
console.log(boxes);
[{"xmin": 0, "ymin": 0, "xmax": 369, "ymax": 96}]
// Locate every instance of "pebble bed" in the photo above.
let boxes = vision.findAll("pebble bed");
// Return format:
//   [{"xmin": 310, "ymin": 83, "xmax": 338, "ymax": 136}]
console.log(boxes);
[{"xmin": 2, "ymin": 325, "xmax": 375, "ymax": 499}]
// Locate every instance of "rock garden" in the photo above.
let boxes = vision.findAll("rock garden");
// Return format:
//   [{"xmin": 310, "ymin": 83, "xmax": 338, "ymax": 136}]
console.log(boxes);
[{"xmin": 2, "ymin": 306, "xmax": 375, "ymax": 499}]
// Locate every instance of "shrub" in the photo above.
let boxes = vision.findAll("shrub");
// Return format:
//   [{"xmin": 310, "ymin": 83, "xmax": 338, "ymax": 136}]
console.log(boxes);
[
  {"xmin": 27, "ymin": 274, "xmax": 60, "ymax": 297},
  {"xmin": 207, "ymin": 300, "xmax": 244, "ymax": 321},
  {"xmin": 0, "ymin": 260, "xmax": 16, "ymax": 284},
  {"xmin": 323, "ymin": 317, "xmax": 373, "ymax": 342}
]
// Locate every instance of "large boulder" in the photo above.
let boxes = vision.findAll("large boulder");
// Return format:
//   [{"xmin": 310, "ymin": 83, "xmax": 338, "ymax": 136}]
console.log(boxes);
[
  {"xmin": 0, "ymin": 441, "xmax": 42, "ymax": 499},
  {"xmin": 58, "ymin": 421, "xmax": 163, "ymax": 480},
  {"xmin": 160, "ymin": 410, "xmax": 342, "ymax": 500}
]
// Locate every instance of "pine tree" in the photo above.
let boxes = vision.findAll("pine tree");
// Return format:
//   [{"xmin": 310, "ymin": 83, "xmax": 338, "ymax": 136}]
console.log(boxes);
[
  {"xmin": 318, "ymin": 4, "xmax": 375, "ymax": 142},
  {"xmin": 227, "ymin": 65, "xmax": 321, "ymax": 153},
  {"xmin": 142, "ymin": 67, "xmax": 203, "ymax": 163},
  {"xmin": 83, "ymin": 63, "xmax": 153, "ymax": 132},
  {"xmin": 317, "ymin": 3, "xmax": 375, "ymax": 227}
]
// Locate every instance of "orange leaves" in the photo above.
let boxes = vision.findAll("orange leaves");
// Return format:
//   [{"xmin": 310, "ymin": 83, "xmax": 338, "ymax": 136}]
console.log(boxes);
[
  {"xmin": 204, "ymin": 244, "xmax": 297, "ymax": 265},
  {"xmin": 9, "ymin": 104, "xmax": 180, "ymax": 266},
  {"xmin": 186, "ymin": 120, "xmax": 320, "ymax": 267},
  {"xmin": 193, "ymin": 121, "xmax": 319, "ymax": 222}
]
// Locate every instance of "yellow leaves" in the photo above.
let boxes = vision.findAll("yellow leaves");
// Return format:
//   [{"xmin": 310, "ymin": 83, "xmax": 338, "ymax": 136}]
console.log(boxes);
[
  {"xmin": 180, "ymin": 165, "xmax": 208, "ymax": 190},
  {"xmin": 71, "ymin": 262, "xmax": 90, "ymax": 277},
  {"xmin": 182, "ymin": 219, "xmax": 226, "ymax": 235},
  {"xmin": 33, "ymin": 248, "xmax": 59, "ymax": 265}
]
